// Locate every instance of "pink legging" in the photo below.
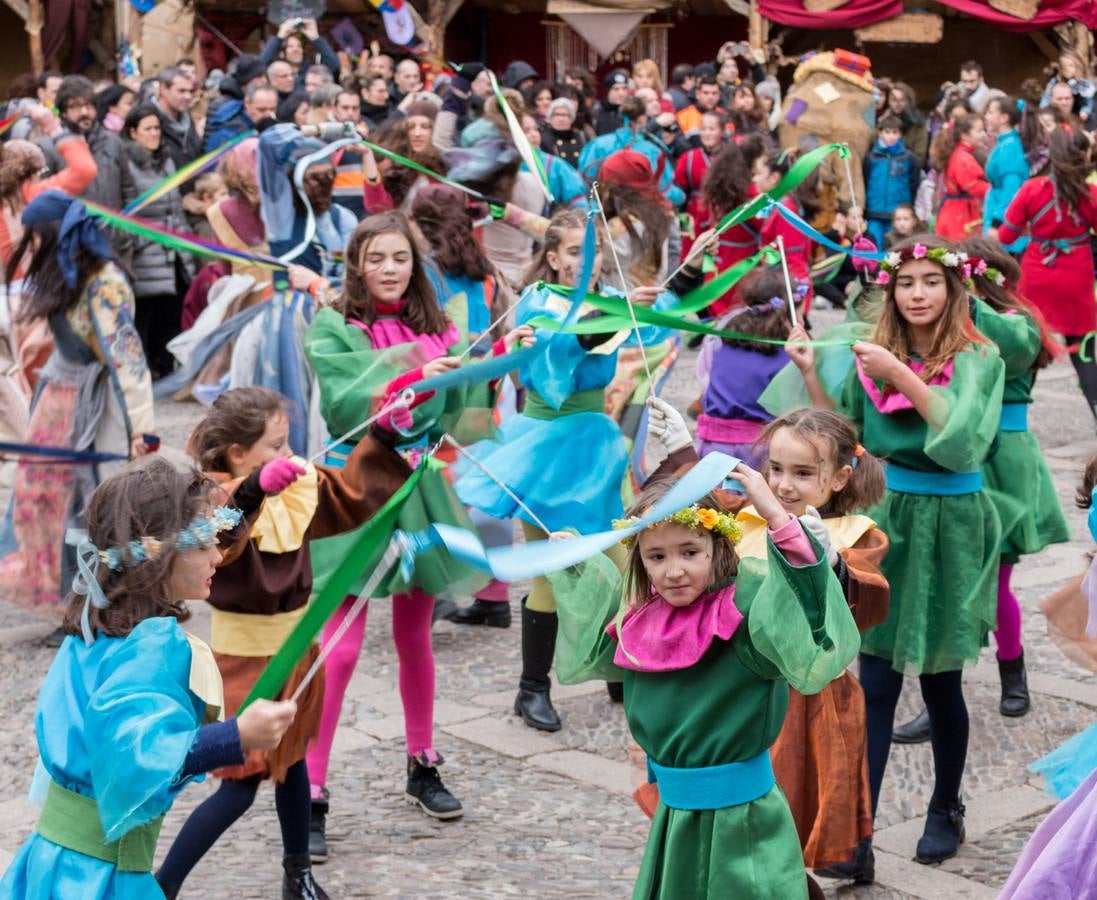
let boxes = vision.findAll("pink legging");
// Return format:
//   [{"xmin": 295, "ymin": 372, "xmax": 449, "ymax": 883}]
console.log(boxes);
[
  {"xmin": 307, "ymin": 589, "xmax": 436, "ymax": 794},
  {"xmin": 994, "ymin": 563, "xmax": 1023, "ymax": 661}
]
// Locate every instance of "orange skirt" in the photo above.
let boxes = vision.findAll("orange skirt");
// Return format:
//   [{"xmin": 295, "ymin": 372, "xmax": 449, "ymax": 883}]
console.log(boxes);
[
  {"xmin": 213, "ymin": 645, "xmax": 325, "ymax": 783},
  {"xmin": 771, "ymin": 671, "xmax": 873, "ymax": 868}
]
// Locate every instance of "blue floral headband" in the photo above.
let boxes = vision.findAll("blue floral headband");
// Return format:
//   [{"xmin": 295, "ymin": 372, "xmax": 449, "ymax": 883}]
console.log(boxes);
[{"xmin": 72, "ymin": 506, "xmax": 241, "ymax": 646}]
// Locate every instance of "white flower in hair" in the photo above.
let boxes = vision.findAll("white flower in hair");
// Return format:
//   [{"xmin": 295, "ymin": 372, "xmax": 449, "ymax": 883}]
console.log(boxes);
[
  {"xmin": 884, "ymin": 251, "xmax": 902, "ymax": 269},
  {"xmin": 941, "ymin": 251, "xmax": 960, "ymax": 268}
]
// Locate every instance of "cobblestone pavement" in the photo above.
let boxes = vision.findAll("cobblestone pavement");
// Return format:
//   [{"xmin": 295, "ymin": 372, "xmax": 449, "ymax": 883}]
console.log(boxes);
[{"xmin": 0, "ymin": 311, "xmax": 1095, "ymax": 898}]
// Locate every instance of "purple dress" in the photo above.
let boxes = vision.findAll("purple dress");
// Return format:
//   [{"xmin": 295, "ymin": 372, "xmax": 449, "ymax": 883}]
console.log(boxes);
[{"xmin": 696, "ymin": 344, "xmax": 790, "ymax": 466}]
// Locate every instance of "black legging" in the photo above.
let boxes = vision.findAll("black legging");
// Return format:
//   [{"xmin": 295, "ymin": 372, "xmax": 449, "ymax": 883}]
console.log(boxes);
[
  {"xmin": 1064, "ymin": 333, "xmax": 1097, "ymax": 417},
  {"xmin": 859, "ymin": 654, "xmax": 969, "ymax": 816},
  {"xmin": 156, "ymin": 759, "xmax": 310, "ymax": 893}
]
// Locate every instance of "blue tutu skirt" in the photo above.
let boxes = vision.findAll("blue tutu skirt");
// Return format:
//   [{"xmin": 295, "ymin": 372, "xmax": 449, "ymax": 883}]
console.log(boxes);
[
  {"xmin": 1031, "ymin": 719, "xmax": 1097, "ymax": 801},
  {"xmin": 455, "ymin": 412, "xmax": 627, "ymax": 535}
]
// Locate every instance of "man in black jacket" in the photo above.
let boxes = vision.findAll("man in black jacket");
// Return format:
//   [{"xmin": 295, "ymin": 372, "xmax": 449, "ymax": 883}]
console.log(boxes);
[{"xmin": 153, "ymin": 66, "xmax": 202, "ymax": 175}]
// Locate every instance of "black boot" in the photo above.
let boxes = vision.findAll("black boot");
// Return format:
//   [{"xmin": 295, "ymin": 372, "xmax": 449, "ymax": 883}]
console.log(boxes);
[
  {"xmin": 998, "ymin": 652, "xmax": 1030, "ymax": 717},
  {"xmin": 915, "ymin": 797, "xmax": 965, "ymax": 864},
  {"xmin": 606, "ymin": 681, "xmax": 624, "ymax": 703},
  {"xmin": 282, "ymin": 852, "xmax": 329, "ymax": 900},
  {"xmin": 432, "ymin": 597, "xmax": 458, "ymax": 623},
  {"xmin": 309, "ymin": 787, "xmax": 329, "ymax": 864},
  {"xmin": 892, "ymin": 707, "xmax": 931, "ymax": 744},
  {"xmin": 406, "ymin": 751, "xmax": 463, "ymax": 819},
  {"xmin": 514, "ymin": 600, "xmax": 561, "ymax": 732},
  {"xmin": 447, "ymin": 598, "xmax": 512, "ymax": 628},
  {"xmin": 813, "ymin": 837, "xmax": 875, "ymax": 883}
]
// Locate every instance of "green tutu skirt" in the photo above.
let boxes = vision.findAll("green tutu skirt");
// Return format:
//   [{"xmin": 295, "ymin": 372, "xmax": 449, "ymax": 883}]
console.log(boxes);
[
  {"xmin": 634, "ymin": 786, "xmax": 807, "ymax": 899},
  {"xmin": 984, "ymin": 430, "xmax": 1071, "ymax": 564},
  {"xmin": 311, "ymin": 461, "xmax": 487, "ymax": 600},
  {"xmin": 861, "ymin": 490, "xmax": 1001, "ymax": 675}
]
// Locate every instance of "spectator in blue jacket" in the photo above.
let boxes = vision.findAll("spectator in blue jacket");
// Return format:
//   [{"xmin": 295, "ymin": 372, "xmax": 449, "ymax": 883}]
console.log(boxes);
[
  {"xmin": 578, "ymin": 96, "xmax": 685, "ymax": 209},
  {"xmin": 203, "ymin": 82, "xmax": 277, "ymax": 154},
  {"xmin": 260, "ymin": 18, "xmax": 340, "ymax": 92},
  {"xmin": 984, "ymin": 95, "xmax": 1032, "ymax": 253},
  {"xmin": 862, "ymin": 113, "xmax": 921, "ymax": 247}
]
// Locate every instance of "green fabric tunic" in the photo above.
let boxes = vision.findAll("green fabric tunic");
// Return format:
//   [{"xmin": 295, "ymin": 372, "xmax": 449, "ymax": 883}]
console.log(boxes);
[
  {"xmin": 550, "ymin": 534, "xmax": 859, "ymax": 899},
  {"xmin": 973, "ymin": 300, "xmax": 1070, "ymax": 563},
  {"xmin": 303, "ymin": 307, "xmax": 487, "ymax": 599},
  {"xmin": 839, "ymin": 342, "xmax": 1005, "ymax": 674}
]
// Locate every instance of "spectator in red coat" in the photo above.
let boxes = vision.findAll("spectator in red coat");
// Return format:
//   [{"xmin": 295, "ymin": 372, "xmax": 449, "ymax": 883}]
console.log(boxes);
[{"xmin": 933, "ymin": 114, "xmax": 990, "ymax": 241}]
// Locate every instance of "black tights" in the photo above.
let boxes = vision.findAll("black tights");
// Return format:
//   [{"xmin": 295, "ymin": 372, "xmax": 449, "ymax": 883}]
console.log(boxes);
[
  {"xmin": 859, "ymin": 654, "xmax": 969, "ymax": 817},
  {"xmin": 1064, "ymin": 334, "xmax": 1097, "ymax": 416},
  {"xmin": 156, "ymin": 759, "xmax": 310, "ymax": 892}
]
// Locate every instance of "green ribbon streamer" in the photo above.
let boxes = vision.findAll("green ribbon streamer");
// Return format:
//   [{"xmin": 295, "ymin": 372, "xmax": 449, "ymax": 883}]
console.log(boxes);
[
  {"xmin": 357, "ymin": 137, "xmax": 487, "ymax": 200},
  {"xmin": 673, "ymin": 247, "xmax": 780, "ymax": 314},
  {"xmin": 528, "ymin": 291, "xmax": 855, "ymax": 349},
  {"xmin": 238, "ymin": 464, "xmax": 424, "ymax": 711}
]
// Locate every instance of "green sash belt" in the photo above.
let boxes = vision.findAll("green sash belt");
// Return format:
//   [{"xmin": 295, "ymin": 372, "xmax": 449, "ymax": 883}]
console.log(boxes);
[
  {"xmin": 523, "ymin": 388, "xmax": 604, "ymax": 421},
  {"xmin": 37, "ymin": 780, "xmax": 163, "ymax": 872}
]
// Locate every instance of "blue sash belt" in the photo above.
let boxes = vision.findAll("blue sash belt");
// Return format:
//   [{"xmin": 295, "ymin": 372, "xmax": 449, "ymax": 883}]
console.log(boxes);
[
  {"xmin": 324, "ymin": 441, "xmax": 355, "ymax": 469},
  {"xmin": 885, "ymin": 462, "xmax": 982, "ymax": 496},
  {"xmin": 999, "ymin": 403, "xmax": 1028, "ymax": 433},
  {"xmin": 646, "ymin": 749, "xmax": 775, "ymax": 810}
]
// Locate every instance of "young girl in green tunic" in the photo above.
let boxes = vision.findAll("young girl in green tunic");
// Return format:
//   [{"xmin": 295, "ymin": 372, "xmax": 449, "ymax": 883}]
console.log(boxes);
[
  {"xmin": 550, "ymin": 458, "xmax": 859, "ymax": 899},
  {"xmin": 788, "ymin": 234, "xmax": 1006, "ymax": 870}
]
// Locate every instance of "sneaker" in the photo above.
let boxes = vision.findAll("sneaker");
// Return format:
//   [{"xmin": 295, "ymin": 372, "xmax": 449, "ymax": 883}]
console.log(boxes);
[
  {"xmin": 309, "ymin": 787, "xmax": 329, "ymax": 864},
  {"xmin": 406, "ymin": 752, "xmax": 463, "ymax": 820}
]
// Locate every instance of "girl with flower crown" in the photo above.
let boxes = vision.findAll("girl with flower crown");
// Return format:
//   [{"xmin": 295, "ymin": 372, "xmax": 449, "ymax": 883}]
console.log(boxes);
[
  {"xmin": 0, "ymin": 459, "xmax": 296, "ymax": 899},
  {"xmin": 787, "ymin": 233, "xmax": 1005, "ymax": 870},
  {"xmin": 155, "ymin": 386, "xmax": 412, "ymax": 898},
  {"xmin": 893, "ymin": 237, "xmax": 1070, "ymax": 745},
  {"xmin": 546, "ymin": 444, "xmax": 859, "ymax": 899}
]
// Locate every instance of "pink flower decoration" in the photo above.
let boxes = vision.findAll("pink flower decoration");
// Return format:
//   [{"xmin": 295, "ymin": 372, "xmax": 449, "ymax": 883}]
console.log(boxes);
[
  {"xmin": 875, "ymin": 270, "xmax": 891, "ymax": 285},
  {"xmin": 962, "ymin": 263, "xmax": 972, "ymax": 279},
  {"xmin": 912, "ymin": 243, "xmax": 928, "ymax": 259},
  {"xmin": 974, "ymin": 259, "xmax": 988, "ymax": 275}
]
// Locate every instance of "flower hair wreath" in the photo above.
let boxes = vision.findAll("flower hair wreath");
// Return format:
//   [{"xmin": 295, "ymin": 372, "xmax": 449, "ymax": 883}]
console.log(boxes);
[
  {"xmin": 95, "ymin": 506, "xmax": 243, "ymax": 571},
  {"xmin": 613, "ymin": 505, "xmax": 743, "ymax": 546},
  {"xmin": 874, "ymin": 242, "xmax": 1006, "ymax": 289}
]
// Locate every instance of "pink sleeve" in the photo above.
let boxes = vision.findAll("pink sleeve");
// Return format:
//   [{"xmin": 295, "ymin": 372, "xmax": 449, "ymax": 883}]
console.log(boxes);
[
  {"xmin": 768, "ymin": 516, "xmax": 818, "ymax": 567},
  {"xmin": 24, "ymin": 135, "xmax": 98, "ymax": 201},
  {"xmin": 363, "ymin": 180, "xmax": 394, "ymax": 213}
]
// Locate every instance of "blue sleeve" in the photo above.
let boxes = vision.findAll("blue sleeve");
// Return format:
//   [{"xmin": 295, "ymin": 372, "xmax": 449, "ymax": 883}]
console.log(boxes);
[
  {"xmin": 548, "ymin": 155, "xmax": 590, "ymax": 210},
  {"xmin": 515, "ymin": 285, "xmax": 593, "ymax": 408},
  {"xmin": 312, "ymin": 36, "xmax": 341, "ymax": 75},
  {"xmin": 260, "ymin": 35, "xmax": 281, "ymax": 66},
  {"xmin": 622, "ymin": 288, "xmax": 678, "ymax": 347},
  {"xmin": 83, "ymin": 619, "xmax": 205, "ymax": 841},
  {"xmin": 180, "ymin": 719, "xmax": 244, "ymax": 779}
]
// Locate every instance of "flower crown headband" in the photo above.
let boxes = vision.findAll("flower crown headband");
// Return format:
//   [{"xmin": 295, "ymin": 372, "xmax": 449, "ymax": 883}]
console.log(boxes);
[
  {"xmin": 613, "ymin": 504, "xmax": 743, "ymax": 546},
  {"xmin": 874, "ymin": 243, "xmax": 1006, "ymax": 289},
  {"xmin": 71, "ymin": 506, "xmax": 242, "ymax": 647}
]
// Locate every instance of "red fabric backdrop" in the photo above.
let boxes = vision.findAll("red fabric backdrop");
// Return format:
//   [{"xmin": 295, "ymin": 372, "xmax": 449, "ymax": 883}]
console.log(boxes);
[{"xmin": 757, "ymin": 0, "xmax": 1097, "ymax": 30}]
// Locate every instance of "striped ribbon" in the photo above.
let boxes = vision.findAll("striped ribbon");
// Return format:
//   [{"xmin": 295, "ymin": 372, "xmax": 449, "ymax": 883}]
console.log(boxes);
[{"xmin": 124, "ymin": 130, "xmax": 256, "ymax": 214}]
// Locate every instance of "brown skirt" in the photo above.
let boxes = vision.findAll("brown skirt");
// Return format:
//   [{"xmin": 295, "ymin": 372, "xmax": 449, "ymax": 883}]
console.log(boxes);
[
  {"xmin": 771, "ymin": 671, "xmax": 873, "ymax": 868},
  {"xmin": 213, "ymin": 645, "xmax": 325, "ymax": 783}
]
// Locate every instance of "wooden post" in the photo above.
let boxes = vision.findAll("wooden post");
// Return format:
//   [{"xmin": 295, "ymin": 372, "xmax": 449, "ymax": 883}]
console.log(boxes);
[
  {"xmin": 747, "ymin": 0, "xmax": 767, "ymax": 53},
  {"xmin": 26, "ymin": 0, "xmax": 43, "ymax": 75}
]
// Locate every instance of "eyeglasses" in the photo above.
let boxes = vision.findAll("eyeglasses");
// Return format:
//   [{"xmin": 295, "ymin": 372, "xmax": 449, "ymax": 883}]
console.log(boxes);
[{"xmin": 63, "ymin": 100, "xmax": 95, "ymax": 113}]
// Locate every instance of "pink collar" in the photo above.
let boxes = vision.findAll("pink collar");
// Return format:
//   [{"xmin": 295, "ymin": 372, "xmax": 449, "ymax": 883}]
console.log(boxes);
[
  {"xmin": 858, "ymin": 357, "xmax": 953, "ymax": 413},
  {"xmin": 607, "ymin": 585, "xmax": 743, "ymax": 672}
]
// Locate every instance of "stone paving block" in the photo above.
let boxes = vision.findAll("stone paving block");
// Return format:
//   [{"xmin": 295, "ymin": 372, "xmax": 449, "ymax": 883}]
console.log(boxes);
[
  {"xmin": 873, "ymin": 849, "xmax": 999, "ymax": 899},
  {"xmin": 469, "ymin": 679, "xmax": 603, "ymax": 709},
  {"xmin": 967, "ymin": 663, "xmax": 1097, "ymax": 708},
  {"xmin": 527, "ymin": 749, "xmax": 633, "ymax": 796},
  {"xmin": 442, "ymin": 715, "xmax": 566, "ymax": 758},
  {"xmin": 874, "ymin": 786, "xmax": 1055, "ymax": 857}
]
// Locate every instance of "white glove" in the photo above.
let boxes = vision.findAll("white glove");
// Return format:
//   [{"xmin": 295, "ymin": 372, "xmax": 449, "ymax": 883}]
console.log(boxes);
[
  {"xmin": 646, "ymin": 397, "xmax": 692, "ymax": 454},
  {"xmin": 798, "ymin": 505, "xmax": 838, "ymax": 567}
]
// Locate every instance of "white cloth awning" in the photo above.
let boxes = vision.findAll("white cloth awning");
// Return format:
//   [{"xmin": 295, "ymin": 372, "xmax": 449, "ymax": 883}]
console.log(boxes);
[{"xmin": 548, "ymin": 0, "xmax": 656, "ymax": 58}]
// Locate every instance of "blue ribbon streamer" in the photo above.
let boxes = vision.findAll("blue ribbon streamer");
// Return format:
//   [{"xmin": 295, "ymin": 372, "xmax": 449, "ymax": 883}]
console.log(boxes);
[
  {"xmin": 766, "ymin": 200, "xmax": 885, "ymax": 262},
  {"xmin": 398, "ymin": 451, "xmax": 740, "ymax": 582},
  {"xmin": 0, "ymin": 441, "xmax": 127, "ymax": 463}
]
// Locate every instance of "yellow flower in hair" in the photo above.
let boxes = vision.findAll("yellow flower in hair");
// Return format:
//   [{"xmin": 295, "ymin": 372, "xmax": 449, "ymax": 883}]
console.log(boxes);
[{"xmin": 696, "ymin": 508, "xmax": 719, "ymax": 530}]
